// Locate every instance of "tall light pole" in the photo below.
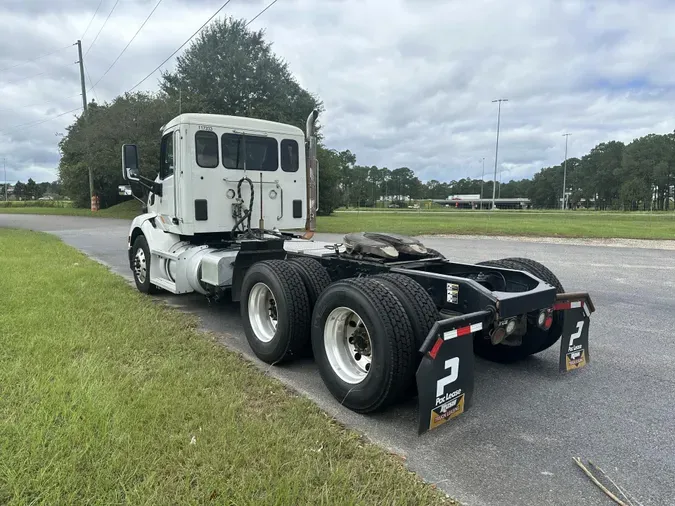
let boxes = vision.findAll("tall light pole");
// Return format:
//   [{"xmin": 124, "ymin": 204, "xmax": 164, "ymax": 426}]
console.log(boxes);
[
  {"xmin": 3, "ymin": 158, "xmax": 6, "ymax": 202},
  {"xmin": 480, "ymin": 157, "xmax": 485, "ymax": 210},
  {"xmin": 562, "ymin": 133, "xmax": 571, "ymax": 210},
  {"xmin": 491, "ymin": 99, "xmax": 508, "ymax": 210}
]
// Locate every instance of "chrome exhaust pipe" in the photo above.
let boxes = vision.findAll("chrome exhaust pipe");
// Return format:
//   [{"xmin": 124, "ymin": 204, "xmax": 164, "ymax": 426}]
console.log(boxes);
[{"xmin": 303, "ymin": 109, "xmax": 319, "ymax": 239}]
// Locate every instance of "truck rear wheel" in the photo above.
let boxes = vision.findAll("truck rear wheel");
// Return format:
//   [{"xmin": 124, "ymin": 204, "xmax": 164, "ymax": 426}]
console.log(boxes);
[
  {"xmin": 288, "ymin": 256, "xmax": 332, "ymax": 307},
  {"xmin": 371, "ymin": 273, "xmax": 439, "ymax": 350},
  {"xmin": 474, "ymin": 257, "xmax": 565, "ymax": 362},
  {"xmin": 311, "ymin": 277, "xmax": 416, "ymax": 413},
  {"xmin": 501, "ymin": 257, "xmax": 565, "ymax": 354},
  {"xmin": 240, "ymin": 259, "xmax": 310, "ymax": 364}
]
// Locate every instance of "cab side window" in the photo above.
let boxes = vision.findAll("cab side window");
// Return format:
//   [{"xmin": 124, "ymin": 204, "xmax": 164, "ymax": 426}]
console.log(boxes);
[
  {"xmin": 281, "ymin": 139, "xmax": 299, "ymax": 172},
  {"xmin": 159, "ymin": 132, "xmax": 174, "ymax": 179},
  {"xmin": 196, "ymin": 131, "xmax": 219, "ymax": 168}
]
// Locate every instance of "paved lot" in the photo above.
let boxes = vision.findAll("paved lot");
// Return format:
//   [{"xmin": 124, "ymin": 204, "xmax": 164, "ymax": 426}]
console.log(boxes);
[{"xmin": 2, "ymin": 213, "xmax": 674, "ymax": 506}]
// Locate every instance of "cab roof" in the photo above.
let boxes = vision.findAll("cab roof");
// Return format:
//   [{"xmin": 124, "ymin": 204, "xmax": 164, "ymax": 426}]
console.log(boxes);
[{"xmin": 161, "ymin": 113, "xmax": 305, "ymax": 137}]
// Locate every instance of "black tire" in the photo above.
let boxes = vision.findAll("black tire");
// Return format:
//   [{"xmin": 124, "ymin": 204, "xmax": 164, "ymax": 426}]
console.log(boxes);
[
  {"xmin": 500, "ymin": 257, "xmax": 565, "ymax": 353},
  {"xmin": 473, "ymin": 257, "xmax": 564, "ymax": 362},
  {"xmin": 240, "ymin": 259, "xmax": 311, "ymax": 364},
  {"xmin": 131, "ymin": 235, "xmax": 159, "ymax": 294},
  {"xmin": 502, "ymin": 257, "xmax": 564, "ymax": 292},
  {"xmin": 371, "ymin": 273, "xmax": 439, "ymax": 350},
  {"xmin": 311, "ymin": 277, "xmax": 416, "ymax": 413},
  {"xmin": 288, "ymin": 257, "xmax": 332, "ymax": 307},
  {"xmin": 475, "ymin": 259, "xmax": 503, "ymax": 268}
]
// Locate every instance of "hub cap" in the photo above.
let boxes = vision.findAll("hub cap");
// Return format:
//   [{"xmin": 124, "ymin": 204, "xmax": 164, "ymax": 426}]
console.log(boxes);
[
  {"xmin": 324, "ymin": 307, "xmax": 372, "ymax": 384},
  {"xmin": 134, "ymin": 248, "xmax": 147, "ymax": 283},
  {"xmin": 248, "ymin": 283, "xmax": 278, "ymax": 343}
]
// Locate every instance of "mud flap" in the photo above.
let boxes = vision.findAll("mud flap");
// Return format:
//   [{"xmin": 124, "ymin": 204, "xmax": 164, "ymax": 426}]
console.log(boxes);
[
  {"xmin": 555, "ymin": 293, "xmax": 595, "ymax": 372},
  {"xmin": 416, "ymin": 310, "xmax": 494, "ymax": 435}
]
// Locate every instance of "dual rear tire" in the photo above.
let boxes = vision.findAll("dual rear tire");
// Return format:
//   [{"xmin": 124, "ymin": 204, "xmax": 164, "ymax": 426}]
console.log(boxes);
[
  {"xmin": 240, "ymin": 255, "xmax": 565, "ymax": 410},
  {"xmin": 240, "ymin": 258, "xmax": 436, "ymax": 412}
]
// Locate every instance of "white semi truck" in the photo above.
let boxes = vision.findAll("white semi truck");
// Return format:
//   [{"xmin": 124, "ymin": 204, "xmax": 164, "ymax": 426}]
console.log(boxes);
[{"xmin": 121, "ymin": 110, "xmax": 595, "ymax": 434}]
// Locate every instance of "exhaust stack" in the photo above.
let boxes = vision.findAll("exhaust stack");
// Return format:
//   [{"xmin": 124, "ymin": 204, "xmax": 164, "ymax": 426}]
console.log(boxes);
[{"xmin": 303, "ymin": 109, "xmax": 319, "ymax": 239}]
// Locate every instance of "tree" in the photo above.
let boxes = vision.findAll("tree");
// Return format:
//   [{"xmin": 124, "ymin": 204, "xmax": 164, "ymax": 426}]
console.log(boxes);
[
  {"xmin": 25, "ymin": 178, "xmax": 37, "ymax": 200},
  {"xmin": 160, "ymin": 17, "xmax": 322, "ymax": 134},
  {"xmin": 13, "ymin": 181, "xmax": 25, "ymax": 200},
  {"xmin": 315, "ymin": 146, "xmax": 344, "ymax": 215},
  {"xmin": 58, "ymin": 93, "xmax": 174, "ymax": 208},
  {"xmin": 37, "ymin": 182, "xmax": 51, "ymax": 198},
  {"xmin": 389, "ymin": 167, "xmax": 420, "ymax": 199}
]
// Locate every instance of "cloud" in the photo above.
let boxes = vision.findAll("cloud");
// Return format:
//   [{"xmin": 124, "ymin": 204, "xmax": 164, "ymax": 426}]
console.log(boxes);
[{"xmin": 1, "ymin": 0, "xmax": 675, "ymax": 186}]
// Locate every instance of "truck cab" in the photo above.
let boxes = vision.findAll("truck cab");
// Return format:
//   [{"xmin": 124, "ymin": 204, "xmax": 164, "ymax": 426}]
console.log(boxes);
[{"xmin": 124, "ymin": 112, "xmax": 312, "ymax": 238}]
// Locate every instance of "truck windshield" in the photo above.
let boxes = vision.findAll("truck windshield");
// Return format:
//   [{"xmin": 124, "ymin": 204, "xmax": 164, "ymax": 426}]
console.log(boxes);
[{"xmin": 221, "ymin": 133, "xmax": 278, "ymax": 171}]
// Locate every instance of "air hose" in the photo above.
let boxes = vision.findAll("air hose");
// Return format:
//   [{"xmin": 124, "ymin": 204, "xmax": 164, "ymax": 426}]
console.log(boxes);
[{"xmin": 232, "ymin": 176, "xmax": 255, "ymax": 234}]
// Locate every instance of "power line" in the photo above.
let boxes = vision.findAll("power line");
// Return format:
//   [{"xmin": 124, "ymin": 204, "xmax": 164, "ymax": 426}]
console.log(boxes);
[
  {"xmin": 0, "ymin": 93, "xmax": 81, "ymax": 113},
  {"xmin": 81, "ymin": 0, "xmax": 105, "ymax": 40},
  {"xmin": 85, "ymin": 64, "xmax": 100, "ymax": 103},
  {"xmin": 0, "ymin": 43, "xmax": 75, "ymax": 73},
  {"xmin": 127, "ymin": 0, "xmax": 235, "ymax": 92},
  {"xmin": 0, "ymin": 106, "xmax": 83, "ymax": 135},
  {"xmin": 245, "ymin": 0, "xmax": 279, "ymax": 26},
  {"xmin": 84, "ymin": 0, "xmax": 121, "ymax": 57},
  {"xmin": 89, "ymin": 0, "xmax": 165, "ymax": 92},
  {"xmin": 2, "ymin": 62, "xmax": 77, "ymax": 86}
]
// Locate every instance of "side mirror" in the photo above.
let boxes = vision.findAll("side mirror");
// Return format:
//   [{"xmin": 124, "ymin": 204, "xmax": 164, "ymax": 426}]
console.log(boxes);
[
  {"xmin": 122, "ymin": 144, "xmax": 140, "ymax": 181},
  {"xmin": 118, "ymin": 185, "xmax": 132, "ymax": 196}
]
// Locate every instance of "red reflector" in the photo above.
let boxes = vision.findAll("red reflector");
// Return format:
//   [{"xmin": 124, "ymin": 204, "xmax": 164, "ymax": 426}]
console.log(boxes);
[
  {"xmin": 456, "ymin": 325, "xmax": 472, "ymax": 337},
  {"xmin": 544, "ymin": 316, "xmax": 553, "ymax": 329},
  {"xmin": 553, "ymin": 302, "xmax": 571, "ymax": 311},
  {"xmin": 429, "ymin": 337, "xmax": 443, "ymax": 359}
]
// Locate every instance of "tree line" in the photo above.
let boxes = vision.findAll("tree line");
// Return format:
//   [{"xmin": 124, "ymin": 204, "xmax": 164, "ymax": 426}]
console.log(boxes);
[
  {"xmin": 315, "ymin": 133, "xmax": 674, "ymax": 212},
  {"xmin": 1, "ymin": 179, "xmax": 62, "ymax": 201},
  {"xmin": 56, "ymin": 17, "xmax": 673, "ymax": 213}
]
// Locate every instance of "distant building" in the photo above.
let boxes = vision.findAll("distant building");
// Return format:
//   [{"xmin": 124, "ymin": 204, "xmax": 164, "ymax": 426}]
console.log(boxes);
[
  {"xmin": 447, "ymin": 194, "xmax": 481, "ymax": 200},
  {"xmin": 433, "ymin": 195, "xmax": 532, "ymax": 209}
]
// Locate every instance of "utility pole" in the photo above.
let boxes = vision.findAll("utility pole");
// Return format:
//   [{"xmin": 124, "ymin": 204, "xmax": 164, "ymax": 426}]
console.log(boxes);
[
  {"xmin": 3, "ymin": 158, "xmax": 6, "ymax": 202},
  {"xmin": 480, "ymin": 157, "xmax": 485, "ymax": 210},
  {"xmin": 491, "ymin": 98, "xmax": 508, "ymax": 210},
  {"xmin": 76, "ymin": 40, "xmax": 95, "ymax": 210},
  {"xmin": 562, "ymin": 133, "xmax": 571, "ymax": 210}
]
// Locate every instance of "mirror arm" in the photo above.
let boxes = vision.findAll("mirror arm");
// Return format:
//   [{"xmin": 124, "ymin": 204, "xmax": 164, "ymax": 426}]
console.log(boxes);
[{"xmin": 132, "ymin": 174, "xmax": 163, "ymax": 197}]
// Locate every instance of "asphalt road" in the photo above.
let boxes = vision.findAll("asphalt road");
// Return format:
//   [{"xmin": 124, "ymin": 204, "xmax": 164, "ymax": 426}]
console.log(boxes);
[{"xmin": 2, "ymin": 214, "xmax": 674, "ymax": 506}]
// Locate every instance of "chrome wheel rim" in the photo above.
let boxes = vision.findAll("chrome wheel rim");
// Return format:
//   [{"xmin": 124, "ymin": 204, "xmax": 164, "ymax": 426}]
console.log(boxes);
[
  {"xmin": 248, "ymin": 282, "xmax": 278, "ymax": 343},
  {"xmin": 134, "ymin": 248, "xmax": 147, "ymax": 283},
  {"xmin": 324, "ymin": 307, "xmax": 372, "ymax": 384}
]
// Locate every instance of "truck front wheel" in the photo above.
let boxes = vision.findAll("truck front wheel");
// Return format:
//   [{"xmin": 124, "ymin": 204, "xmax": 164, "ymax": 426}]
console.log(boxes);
[
  {"xmin": 311, "ymin": 277, "xmax": 416, "ymax": 413},
  {"xmin": 131, "ymin": 235, "xmax": 158, "ymax": 294}
]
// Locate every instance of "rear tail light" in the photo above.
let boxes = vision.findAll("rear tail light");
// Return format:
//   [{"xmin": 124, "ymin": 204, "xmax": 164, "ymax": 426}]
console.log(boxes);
[{"xmin": 538, "ymin": 308, "xmax": 553, "ymax": 330}]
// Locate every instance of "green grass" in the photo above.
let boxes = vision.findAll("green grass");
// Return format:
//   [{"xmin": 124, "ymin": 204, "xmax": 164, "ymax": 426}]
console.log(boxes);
[
  {"xmin": 0, "ymin": 200, "xmax": 73, "ymax": 208},
  {"xmin": 0, "ymin": 229, "xmax": 453, "ymax": 506},
  {"xmin": 0, "ymin": 199, "xmax": 142, "ymax": 220},
  {"xmin": 317, "ymin": 210, "xmax": 675, "ymax": 240},
  {"xmin": 5, "ymin": 199, "xmax": 673, "ymax": 240}
]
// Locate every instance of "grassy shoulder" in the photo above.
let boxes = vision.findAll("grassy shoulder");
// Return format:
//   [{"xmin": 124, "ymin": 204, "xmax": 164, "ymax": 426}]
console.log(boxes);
[
  {"xmin": 4, "ymin": 199, "xmax": 673, "ymax": 240},
  {"xmin": 0, "ymin": 229, "xmax": 453, "ymax": 505},
  {"xmin": 317, "ymin": 210, "xmax": 675, "ymax": 240},
  {"xmin": 0, "ymin": 199, "xmax": 142, "ymax": 220}
]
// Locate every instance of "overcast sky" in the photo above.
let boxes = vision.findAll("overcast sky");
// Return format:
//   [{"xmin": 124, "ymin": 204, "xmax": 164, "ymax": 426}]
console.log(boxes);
[{"xmin": 1, "ymin": 0, "xmax": 675, "ymax": 185}]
